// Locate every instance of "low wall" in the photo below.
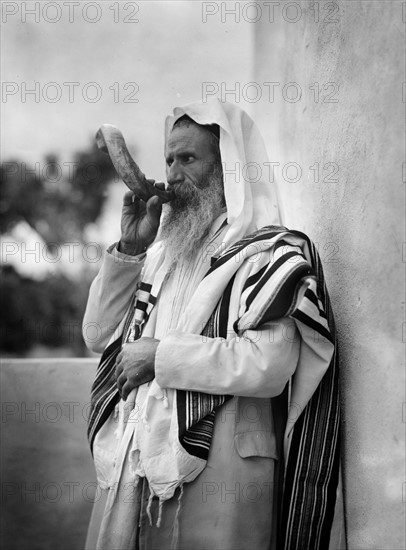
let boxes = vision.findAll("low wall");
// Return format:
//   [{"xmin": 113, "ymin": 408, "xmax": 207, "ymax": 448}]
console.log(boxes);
[{"xmin": 1, "ymin": 359, "xmax": 98, "ymax": 550}]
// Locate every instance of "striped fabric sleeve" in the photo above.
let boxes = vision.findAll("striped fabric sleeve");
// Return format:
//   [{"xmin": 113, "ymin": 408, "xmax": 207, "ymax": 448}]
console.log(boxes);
[{"xmin": 234, "ymin": 242, "xmax": 327, "ymax": 338}]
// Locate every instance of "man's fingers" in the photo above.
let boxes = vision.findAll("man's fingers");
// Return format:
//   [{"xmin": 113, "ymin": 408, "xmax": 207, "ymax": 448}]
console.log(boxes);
[
  {"xmin": 115, "ymin": 360, "xmax": 124, "ymax": 380},
  {"xmin": 116, "ymin": 372, "xmax": 127, "ymax": 394},
  {"xmin": 146, "ymin": 196, "xmax": 163, "ymax": 226},
  {"xmin": 121, "ymin": 381, "xmax": 133, "ymax": 401},
  {"xmin": 123, "ymin": 191, "xmax": 137, "ymax": 205},
  {"xmin": 123, "ymin": 191, "xmax": 146, "ymax": 212},
  {"xmin": 147, "ymin": 179, "xmax": 170, "ymax": 195}
]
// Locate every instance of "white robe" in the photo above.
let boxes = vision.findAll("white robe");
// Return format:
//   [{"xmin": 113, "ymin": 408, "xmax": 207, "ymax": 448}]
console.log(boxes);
[{"xmin": 83, "ymin": 216, "xmax": 300, "ymax": 550}]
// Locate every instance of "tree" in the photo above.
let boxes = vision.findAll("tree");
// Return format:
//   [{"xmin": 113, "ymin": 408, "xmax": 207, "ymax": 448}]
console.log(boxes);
[
  {"xmin": 0, "ymin": 145, "xmax": 116, "ymax": 243},
  {"xmin": 0, "ymin": 141, "xmax": 130, "ymax": 356}
]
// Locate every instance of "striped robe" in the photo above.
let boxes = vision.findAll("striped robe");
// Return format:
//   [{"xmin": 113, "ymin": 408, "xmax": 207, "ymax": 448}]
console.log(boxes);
[{"xmin": 87, "ymin": 226, "xmax": 340, "ymax": 550}]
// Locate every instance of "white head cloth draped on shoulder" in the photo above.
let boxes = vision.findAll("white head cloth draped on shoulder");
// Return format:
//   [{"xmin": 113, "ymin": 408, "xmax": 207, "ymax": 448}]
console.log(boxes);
[{"xmin": 165, "ymin": 97, "xmax": 282, "ymax": 246}]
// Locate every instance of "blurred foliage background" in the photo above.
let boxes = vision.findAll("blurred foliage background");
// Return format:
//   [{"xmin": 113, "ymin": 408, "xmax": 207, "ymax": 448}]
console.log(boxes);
[{"xmin": 0, "ymin": 146, "xmax": 118, "ymax": 356}]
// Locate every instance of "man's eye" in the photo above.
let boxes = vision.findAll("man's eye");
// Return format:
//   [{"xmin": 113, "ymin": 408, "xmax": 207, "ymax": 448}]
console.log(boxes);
[
  {"xmin": 184, "ymin": 156, "xmax": 194, "ymax": 163},
  {"xmin": 166, "ymin": 159, "xmax": 173, "ymax": 167}
]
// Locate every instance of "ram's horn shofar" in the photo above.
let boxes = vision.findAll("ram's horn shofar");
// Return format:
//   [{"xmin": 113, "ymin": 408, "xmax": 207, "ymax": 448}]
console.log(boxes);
[{"xmin": 96, "ymin": 123, "xmax": 173, "ymax": 203}]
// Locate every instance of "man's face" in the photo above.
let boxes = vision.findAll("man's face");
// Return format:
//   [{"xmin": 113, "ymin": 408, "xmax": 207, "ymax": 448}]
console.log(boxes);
[
  {"xmin": 160, "ymin": 122, "xmax": 224, "ymax": 270},
  {"xmin": 165, "ymin": 123, "xmax": 220, "ymax": 192}
]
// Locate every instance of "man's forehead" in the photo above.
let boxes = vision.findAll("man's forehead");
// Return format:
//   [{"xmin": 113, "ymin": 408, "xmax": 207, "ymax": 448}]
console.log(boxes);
[{"xmin": 166, "ymin": 123, "xmax": 214, "ymax": 154}]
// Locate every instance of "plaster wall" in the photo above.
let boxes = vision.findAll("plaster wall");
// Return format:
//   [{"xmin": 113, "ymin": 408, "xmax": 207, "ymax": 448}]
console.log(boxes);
[
  {"xmin": 1, "ymin": 359, "xmax": 98, "ymax": 550},
  {"xmin": 253, "ymin": 2, "xmax": 405, "ymax": 548}
]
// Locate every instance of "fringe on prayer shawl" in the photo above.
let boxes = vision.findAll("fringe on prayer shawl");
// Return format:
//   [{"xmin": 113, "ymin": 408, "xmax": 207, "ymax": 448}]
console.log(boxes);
[{"xmin": 87, "ymin": 226, "xmax": 340, "ymax": 550}]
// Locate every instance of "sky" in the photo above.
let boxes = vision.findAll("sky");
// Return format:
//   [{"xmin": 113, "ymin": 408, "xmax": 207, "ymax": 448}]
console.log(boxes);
[
  {"xmin": 2, "ymin": 1, "xmax": 254, "ymax": 180},
  {"xmin": 1, "ymin": 0, "xmax": 255, "ymax": 277}
]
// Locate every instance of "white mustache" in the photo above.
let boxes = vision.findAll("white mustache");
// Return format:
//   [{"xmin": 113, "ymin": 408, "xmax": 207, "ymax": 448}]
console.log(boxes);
[{"xmin": 170, "ymin": 182, "xmax": 199, "ymax": 199}]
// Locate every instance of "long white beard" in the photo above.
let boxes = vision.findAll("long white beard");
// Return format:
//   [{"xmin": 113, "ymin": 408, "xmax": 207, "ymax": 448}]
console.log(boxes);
[{"xmin": 159, "ymin": 170, "xmax": 224, "ymax": 272}]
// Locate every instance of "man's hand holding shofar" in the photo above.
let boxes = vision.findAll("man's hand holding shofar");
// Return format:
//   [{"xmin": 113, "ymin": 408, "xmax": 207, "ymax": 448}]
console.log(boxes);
[
  {"xmin": 119, "ymin": 186, "xmax": 165, "ymax": 256},
  {"xmin": 95, "ymin": 124, "xmax": 174, "ymax": 256},
  {"xmin": 115, "ymin": 337, "xmax": 160, "ymax": 400}
]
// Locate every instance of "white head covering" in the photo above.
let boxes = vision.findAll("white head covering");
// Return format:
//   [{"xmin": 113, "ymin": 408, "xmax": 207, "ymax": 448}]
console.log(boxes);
[{"xmin": 165, "ymin": 97, "xmax": 282, "ymax": 248}]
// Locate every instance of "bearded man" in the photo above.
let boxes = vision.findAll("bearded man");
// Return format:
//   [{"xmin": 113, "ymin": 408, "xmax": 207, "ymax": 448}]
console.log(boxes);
[{"xmin": 83, "ymin": 99, "xmax": 341, "ymax": 550}]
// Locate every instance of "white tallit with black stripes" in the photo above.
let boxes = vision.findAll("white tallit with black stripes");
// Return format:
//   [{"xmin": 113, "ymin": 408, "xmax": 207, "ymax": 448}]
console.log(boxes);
[{"xmin": 88, "ymin": 225, "xmax": 339, "ymax": 549}]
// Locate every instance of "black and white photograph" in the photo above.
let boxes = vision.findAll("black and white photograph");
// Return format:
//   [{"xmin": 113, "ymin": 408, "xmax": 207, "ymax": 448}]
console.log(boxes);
[{"xmin": 1, "ymin": 1, "xmax": 404, "ymax": 549}]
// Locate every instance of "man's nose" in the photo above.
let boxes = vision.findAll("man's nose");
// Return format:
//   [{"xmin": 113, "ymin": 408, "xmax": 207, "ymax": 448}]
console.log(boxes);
[{"xmin": 167, "ymin": 161, "xmax": 185, "ymax": 186}]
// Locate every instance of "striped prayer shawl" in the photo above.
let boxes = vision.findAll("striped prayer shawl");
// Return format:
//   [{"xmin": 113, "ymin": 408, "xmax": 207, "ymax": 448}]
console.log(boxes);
[
  {"xmin": 87, "ymin": 226, "xmax": 339, "ymax": 550},
  {"xmin": 176, "ymin": 275, "xmax": 235, "ymax": 459}
]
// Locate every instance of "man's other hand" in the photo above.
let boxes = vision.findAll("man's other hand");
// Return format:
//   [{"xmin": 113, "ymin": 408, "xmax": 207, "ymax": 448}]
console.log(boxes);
[{"xmin": 115, "ymin": 337, "xmax": 159, "ymax": 400}]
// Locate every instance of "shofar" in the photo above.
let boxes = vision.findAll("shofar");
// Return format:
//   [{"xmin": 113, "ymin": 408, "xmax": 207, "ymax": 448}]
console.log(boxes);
[{"xmin": 96, "ymin": 124, "xmax": 173, "ymax": 203}]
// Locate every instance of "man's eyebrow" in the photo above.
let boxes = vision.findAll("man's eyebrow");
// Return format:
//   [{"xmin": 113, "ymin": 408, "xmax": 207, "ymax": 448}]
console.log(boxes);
[{"xmin": 166, "ymin": 147, "xmax": 197, "ymax": 158}]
